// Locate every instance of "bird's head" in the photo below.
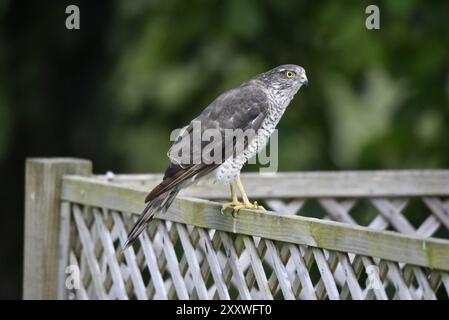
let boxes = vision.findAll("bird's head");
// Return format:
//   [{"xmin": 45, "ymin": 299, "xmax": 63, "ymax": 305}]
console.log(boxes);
[{"xmin": 255, "ymin": 64, "xmax": 308, "ymax": 99}]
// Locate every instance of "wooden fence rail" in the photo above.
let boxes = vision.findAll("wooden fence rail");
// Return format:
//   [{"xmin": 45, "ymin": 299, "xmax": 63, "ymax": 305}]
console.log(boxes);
[{"xmin": 23, "ymin": 158, "xmax": 449, "ymax": 300}]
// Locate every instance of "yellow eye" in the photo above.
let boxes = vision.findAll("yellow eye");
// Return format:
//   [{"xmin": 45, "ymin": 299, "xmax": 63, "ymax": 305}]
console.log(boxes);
[{"xmin": 285, "ymin": 71, "xmax": 296, "ymax": 78}]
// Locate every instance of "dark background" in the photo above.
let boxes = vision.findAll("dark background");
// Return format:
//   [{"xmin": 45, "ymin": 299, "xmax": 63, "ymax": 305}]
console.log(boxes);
[{"xmin": 1, "ymin": 0, "xmax": 448, "ymax": 299}]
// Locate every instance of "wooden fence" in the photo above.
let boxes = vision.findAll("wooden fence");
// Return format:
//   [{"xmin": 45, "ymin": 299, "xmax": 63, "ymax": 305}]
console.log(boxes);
[{"xmin": 23, "ymin": 158, "xmax": 449, "ymax": 299}]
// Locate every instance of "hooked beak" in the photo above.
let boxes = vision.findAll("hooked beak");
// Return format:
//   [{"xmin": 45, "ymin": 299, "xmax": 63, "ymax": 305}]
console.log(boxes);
[{"xmin": 300, "ymin": 73, "xmax": 308, "ymax": 86}]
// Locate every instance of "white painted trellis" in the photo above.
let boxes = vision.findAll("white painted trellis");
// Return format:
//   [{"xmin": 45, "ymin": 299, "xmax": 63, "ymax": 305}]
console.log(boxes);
[{"xmin": 23, "ymin": 159, "xmax": 449, "ymax": 300}]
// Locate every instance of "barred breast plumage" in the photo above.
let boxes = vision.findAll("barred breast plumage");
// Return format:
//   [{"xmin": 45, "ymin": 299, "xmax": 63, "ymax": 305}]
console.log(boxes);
[{"xmin": 215, "ymin": 89, "xmax": 292, "ymax": 184}]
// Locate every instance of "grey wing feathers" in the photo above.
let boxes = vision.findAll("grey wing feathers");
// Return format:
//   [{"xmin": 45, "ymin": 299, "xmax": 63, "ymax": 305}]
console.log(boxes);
[
  {"xmin": 167, "ymin": 83, "xmax": 269, "ymax": 167},
  {"xmin": 148, "ymin": 83, "xmax": 269, "ymax": 203},
  {"xmin": 125, "ymin": 83, "xmax": 270, "ymax": 248}
]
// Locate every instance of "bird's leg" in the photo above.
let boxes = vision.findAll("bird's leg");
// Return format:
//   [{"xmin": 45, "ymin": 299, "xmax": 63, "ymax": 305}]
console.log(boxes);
[
  {"xmin": 234, "ymin": 175, "xmax": 265, "ymax": 212},
  {"xmin": 221, "ymin": 182, "xmax": 242, "ymax": 214}
]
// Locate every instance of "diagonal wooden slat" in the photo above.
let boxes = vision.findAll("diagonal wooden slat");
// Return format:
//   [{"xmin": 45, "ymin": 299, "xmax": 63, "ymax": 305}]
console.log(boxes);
[
  {"xmin": 156, "ymin": 223, "xmax": 189, "ymax": 299},
  {"xmin": 411, "ymin": 266, "xmax": 437, "ymax": 300},
  {"xmin": 360, "ymin": 257, "xmax": 388, "ymax": 300},
  {"xmin": 197, "ymin": 228, "xmax": 231, "ymax": 300},
  {"xmin": 336, "ymin": 253, "xmax": 360, "ymax": 299},
  {"xmin": 175, "ymin": 224, "xmax": 209, "ymax": 299},
  {"xmin": 367, "ymin": 215, "xmax": 389, "ymax": 230},
  {"xmin": 241, "ymin": 238, "xmax": 267, "ymax": 298},
  {"xmin": 319, "ymin": 199, "xmax": 357, "ymax": 225},
  {"xmin": 313, "ymin": 248, "xmax": 340, "ymax": 300},
  {"xmin": 312, "ymin": 248, "xmax": 340, "ymax": 300},
  {"xmin": 370, "ymin": 198, "xmax": 416, "ymax": 234},
  {"xmin": 287, "ymin": 245, "xmax": 317, "ymax": 299},
  {"xmin": 256, "ymin": 240, "xmax": 280, "ymax": 296},
  {"xmin": 266, "ymin": 200, "xmax": 304, "ymax": 215},
  {"xmin": 213, "ymin": 233, "xmax": 236, "ymax": 297},
  {"xmin": 92, "ymin": 208, "xmax": 128, "ymax": 300},
  {"xmin": 72, "ymin": 205, "xmax": 108, "ymax": 299},
  {"xmin": 423, "ymin": 198, "xmax": 449, "ymax": 231},
  {"xmin": 416, "ymin": 215, "xmax": 441, "ymax": 237},
  {"xmin": 241, "ymin": 236, "xmax": 273, "ymax": 299},
  {"xmin": 173, "ymin": 224, "xmax": 203, "ymax": 299},
  {"xmin": 139, "ymin": 230, "xmax": 169, "ymax": 299},
  {"xmin": 336, "ymin": 252, "xmax": 363, "ymax": 299},
  {"xmin": 264, "ymin": 240, "xmax": 295, "ymax": 299},
  {"xmin": 219, "ymin": 232, "xmax": 252, "ymax": 299},
  {"xmin": 384, "ymin": 261, "xmax": 413, "ymax": 300},
  {"xmin": 69, "ymin": 251, "xmax": 89, "ymax": 300},
  {"xmin": 110, "ymin": 212, "xmax": 148, "ymax": 299}
]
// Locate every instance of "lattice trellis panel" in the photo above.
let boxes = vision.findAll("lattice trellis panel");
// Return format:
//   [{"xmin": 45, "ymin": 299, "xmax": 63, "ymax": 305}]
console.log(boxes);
[
  {"xmin": 264, "ymin": 197, "xmax": 449, "ymax": 239},
  {"xmin": 102, "ymin": 174, "xmax": 449, "ymax": 240},
  {"xmin": 59, "ymin": 202, "xmax": 449, "ymax": 300}
]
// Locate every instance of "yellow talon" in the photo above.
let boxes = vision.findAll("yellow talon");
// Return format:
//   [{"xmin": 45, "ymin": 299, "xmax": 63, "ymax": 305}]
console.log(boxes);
[
  {"xmin": 221, "ymin": 201, "xmax": 266, "ymax": 217},
  {"xmin": 252, "ymin": 201, "xmax": 266, "ymax": 211},
  {"xmin": 221, "ymin": 200, "xmax": 243, "ymax": 211},
  {"xmin": 242, "ymin": 201, "xmax": 266, "ymax": 211},
  {"xmin": 220, "ymin": 178, "xmax": 266, "ymax": 216}
]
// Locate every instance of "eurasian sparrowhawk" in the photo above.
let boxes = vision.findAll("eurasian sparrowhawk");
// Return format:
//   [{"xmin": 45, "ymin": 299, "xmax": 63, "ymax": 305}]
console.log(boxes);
[{"xmin": 125, "ymin": 64, "xmax": 308, "ymax": 248}]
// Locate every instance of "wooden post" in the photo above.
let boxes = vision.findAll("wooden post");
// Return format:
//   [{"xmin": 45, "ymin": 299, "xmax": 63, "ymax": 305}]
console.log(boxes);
[{"xmin": 23, "ymin": 158, "xmax": 92, "ymax": 299}]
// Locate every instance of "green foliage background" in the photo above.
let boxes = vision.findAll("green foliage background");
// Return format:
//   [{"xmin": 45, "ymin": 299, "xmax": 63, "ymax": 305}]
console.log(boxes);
[{"xmin": 0, "ymin": 0, "xmax": 448, "ymax": 298}]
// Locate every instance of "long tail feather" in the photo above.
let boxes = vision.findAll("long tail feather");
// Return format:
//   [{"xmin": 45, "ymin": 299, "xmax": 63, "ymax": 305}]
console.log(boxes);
[{"xmin": 123, "ymin": 188, "xmax": 179, "ymax": 250}]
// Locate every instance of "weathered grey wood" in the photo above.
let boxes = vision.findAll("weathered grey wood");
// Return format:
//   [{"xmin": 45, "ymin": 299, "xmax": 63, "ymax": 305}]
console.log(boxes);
[
  {"xmin": 367, "ymin": 215, "xmax": 389, "ymax": 231},
  {"xmin": 61, "ymin": 176, "xmax": 449, "ymax": 271},
  {"xmin": 411, "ymin": 266, "xmax": 437, "ymax": 300},
  {"xmin": 139, "ymin": 231, "xmax": 169, "ymax": 299},
  {"xmin": 257, "ymin": 240, "xmax": 280, "ymax": 295},
  {"xmin": 92, "ymin": 208, "xmax": 128, "ymax": 300},
  {"xmin": 138, "ymin": 221, "xmax": 172, "ymax": 298},
  {"xmin": 92, "ymin": 170, "xmax": 449, "ymax": 198},
  {"xmin": 242, "ymin": 236, "xmax": 273, "ymax": 299},
  {"xmin": 219, "ymin": 232, "xmax": 252, "ymax": 299},
  {"xmin": 213, "ymin": 232, "xmax": 236, "ymax": 297},
  {"xmin": 185, "ymin": 226, "xmax": 208, "ymax": 299},
  {"xmin": 313, "ymin": 249, "xmax": 340, "ymax": 299},
  {"xmin": 72, "ymin": 205, "xmax": 108, "ymax": 299},
  {"xmin": 423, "ymin": 198, "xmax": 449, "ymax": 231},
  {"xmin": 55, "ymin": 169, "xmax": 449, "ymax": 299},
  {"xmin": 156, "ymin": 223, "xmax": 190, "ymax": 299},
  {"xmin": 189, "ymin": 227, "xmax": 215, "ymax": 298},
  {"xmin": 319, "ymin": 199, "xmax": 357, "ymax": 225},
  {"xmin": 266, "ymin": 200, "xmax": 304, "ymax": 215},
  {"xmin": 416, "ymin": 216, "xmax": 441, "ymax": 237},
  {"xmin": 384, "ymin": 261, "xmax": 413, "ymax": 300},
  {"xmin": 287, "ymin": 245, "xmax": 317, "ymax": 299},
  {"xmin": 57, "ymin": 202, "xmax": 71, "ymax": 300},
  {"xmin": 111, "ymin": 212, "xmax": 148, "ymax": 299},
  {"xmin": 197, "ymin": 228, "xmax": 231, "ymax": 299},
  {"xmin": 162, "ymin": 224, "xmax": 191, "ymax": 299},
  {"xmin": 265, "ymin": 240, "xmax": 295, "ymax": 299},
  {"xmin": 165, "ymin": 224, "xmax": 199, "ymax": 299},
  {"xmin": 69, "ymin": 251, "xmax": 89, "ymax": 300},
  {"xmin": 360, "ymin": 257, "xmax": 388, "ymax": 300},
  {"xmin": 312, "ymin": 248, "xmax": 340, "ymax": 300},
  {"xmin": 175, "ymin": 224, "xmax": 209, "ymax": 299},
  {"xmin": 23, "ymin": 158, "xmax": 92, "ymax": 299},
  {"xmin": 370, "ymin": 199, "xmax": 416, "ymax": 234},
  {"xmin": 336, "ymin": 252, "xmax": 363, "ymax": 299}
]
